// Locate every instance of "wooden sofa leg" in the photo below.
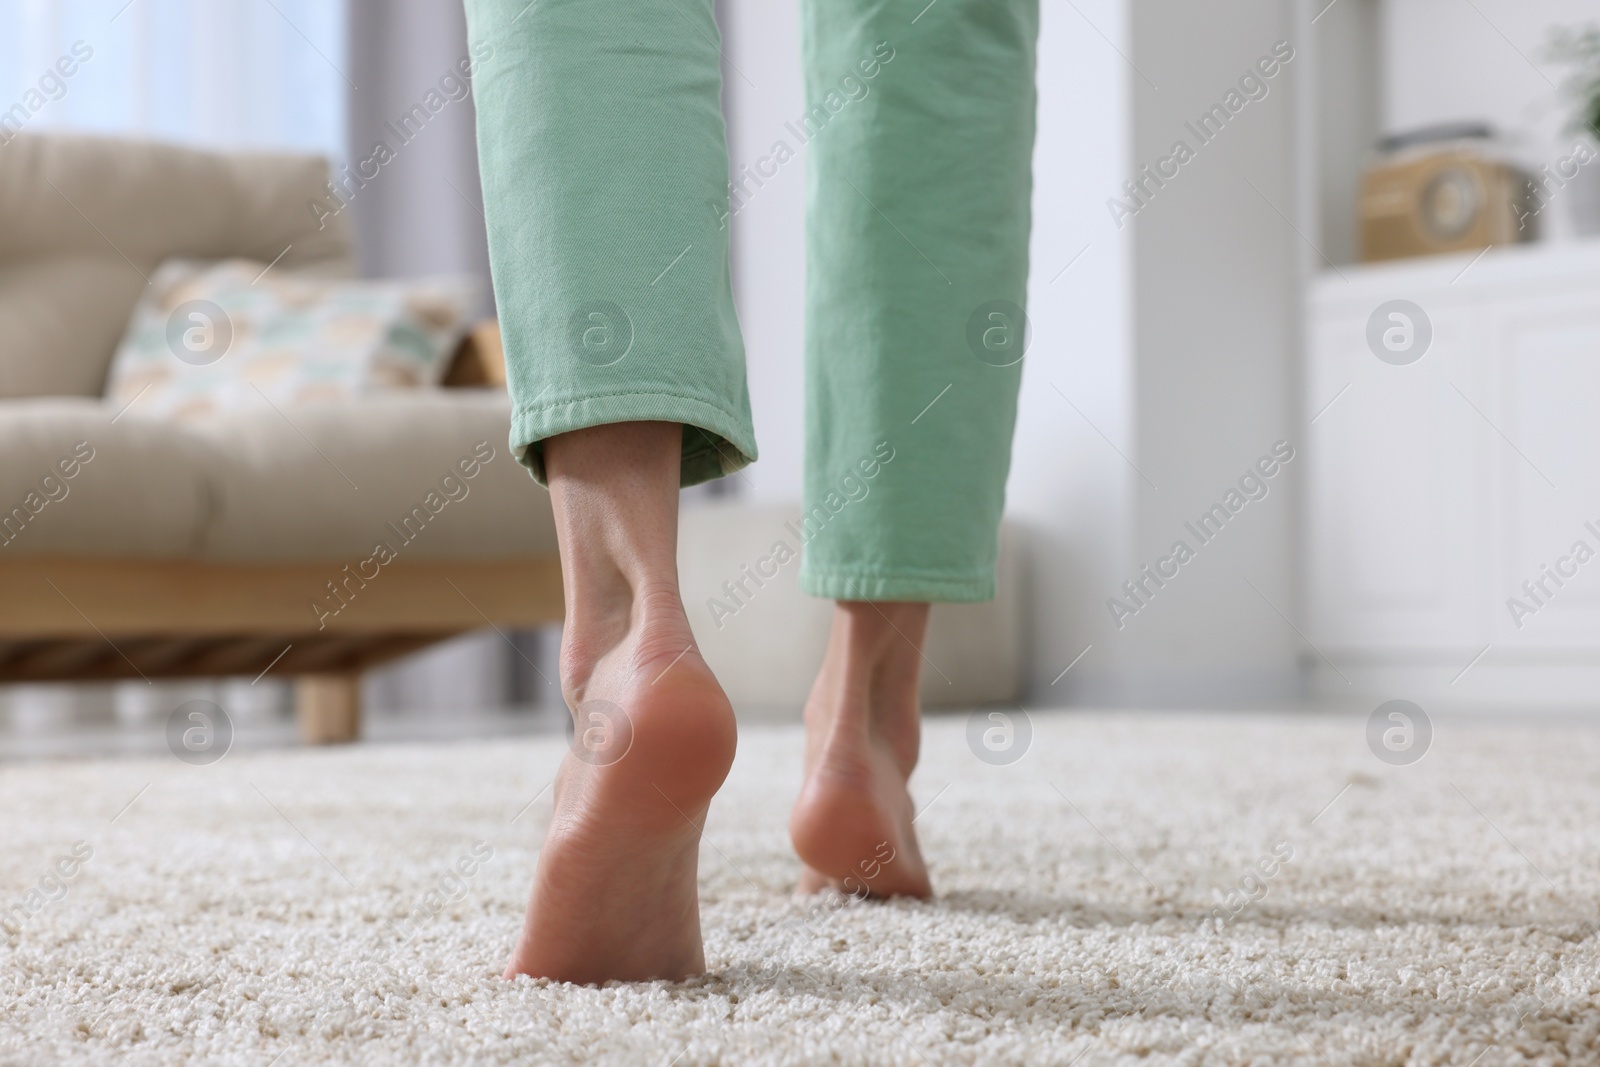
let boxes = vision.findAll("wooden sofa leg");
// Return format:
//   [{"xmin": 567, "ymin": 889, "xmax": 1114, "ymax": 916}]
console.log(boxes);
[{"xmin": 296, "ymin": 674, "xmax": 362, "ymax": 744}]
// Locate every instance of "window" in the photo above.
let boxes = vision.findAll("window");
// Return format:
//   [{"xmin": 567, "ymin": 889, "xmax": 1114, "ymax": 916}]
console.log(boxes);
[{"xmin": 0, "ymin": 0, "xmax": 346, "ymax": 159}]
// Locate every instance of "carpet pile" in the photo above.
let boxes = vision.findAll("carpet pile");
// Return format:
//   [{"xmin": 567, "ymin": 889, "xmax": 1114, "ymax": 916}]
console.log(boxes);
[{"xmin": 2, "ymin": 709, "xmax": 1598, "ymax": 1065}]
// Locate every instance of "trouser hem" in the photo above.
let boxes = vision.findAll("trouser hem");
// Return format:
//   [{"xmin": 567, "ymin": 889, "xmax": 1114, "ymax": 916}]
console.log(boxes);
[
  {"xmin": 799, "ymin": 567, "xmax": 995, "ymax": 604},
  {"xmin": 511, "ymin": 392, "xmax": 758, "ymax": 487}
]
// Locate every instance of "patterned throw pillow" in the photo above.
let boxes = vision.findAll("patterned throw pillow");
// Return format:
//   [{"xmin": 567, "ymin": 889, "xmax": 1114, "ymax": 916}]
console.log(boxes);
[{"xmin": 104, "ymin": 259, "xmax": 480, "ymax": 420}]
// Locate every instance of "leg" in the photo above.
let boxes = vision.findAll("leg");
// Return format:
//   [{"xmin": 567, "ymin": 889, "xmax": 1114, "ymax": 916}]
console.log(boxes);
[
  {"xmin": 464, "ymin": 0, "xmax": 757, "ymax": 981},
  {"xmin": 791, "ymin": 601, "xmax": 932, "ymax": 898},
  {"xmin": 464, "ymin": 0, "xmax": 757, "ymax": 487},
  {"xmin": 503, "ymin": 421, "xmax": 736, "ymax": 983},
  {"xmin": 792, "ymin": 0, "xmax": 1041, "ymax": 892},
  {"xmin": 295, "ymin": 673, "xmax": 361, "ymax": 744}
]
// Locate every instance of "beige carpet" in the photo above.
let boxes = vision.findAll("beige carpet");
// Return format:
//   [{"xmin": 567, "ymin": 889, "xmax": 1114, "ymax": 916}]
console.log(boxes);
[{"xmin": 2, "ymin": 709, "xmax": 1598, "ymax": 1066}]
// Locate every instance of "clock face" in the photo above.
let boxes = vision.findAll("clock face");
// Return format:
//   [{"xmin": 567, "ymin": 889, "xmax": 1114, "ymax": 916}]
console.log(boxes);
[{"xmin": 1421, "ymin": 166, "xmax": 1481, "ymax": 240}]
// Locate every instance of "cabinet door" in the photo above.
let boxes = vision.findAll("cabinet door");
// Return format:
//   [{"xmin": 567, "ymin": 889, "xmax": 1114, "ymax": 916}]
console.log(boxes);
[
  {"xmin": 1488, "ymin": 292, "xmax": 1600, "ymax": 649},
  {"xmin": 1306, "ymin": 300, "xmax": 1489, "ymax": 651}
]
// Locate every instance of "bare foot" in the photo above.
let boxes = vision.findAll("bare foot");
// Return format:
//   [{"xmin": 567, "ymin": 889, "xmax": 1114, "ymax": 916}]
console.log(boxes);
[
  {"xmin": 789, "ymin": 602, "xmax": 933, "ymax": 899},
  {"xmin": 504, "ymin": 423, "xmax": 737, "ymax": 984},
  {"xmin": 505, "ymin": 589, "xmax": 734, "ymax": 983}
]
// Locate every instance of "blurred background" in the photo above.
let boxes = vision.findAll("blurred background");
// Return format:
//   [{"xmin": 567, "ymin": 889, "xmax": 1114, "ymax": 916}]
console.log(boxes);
[{"xmin": 2, "ymin": 0, "xmax": 1598, "ymax": 758}]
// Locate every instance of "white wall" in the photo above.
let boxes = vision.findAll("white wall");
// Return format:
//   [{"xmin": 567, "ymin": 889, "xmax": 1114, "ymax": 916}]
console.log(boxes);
[
  {"xmin": 719, "ymin": 0, "xmax": 808, "ymax": 503},
  {"xmin": 720, "ymin": 0, "xmax": 1133, "ymax": 704},
  {"xmin": 1109, "ymin": 0, "xmax": 1305, "ymax": 705},
  {"xmin": 1382, "ymin": 0, "xmax": 1597, "ymax": 240},
  {"xmin": 1312, "ymin": 0, "xmax": 1382, "ymax": 267},
  {"xmin": 1008, "ymin": 0, "xmax": 1133, "ymax": 703}
]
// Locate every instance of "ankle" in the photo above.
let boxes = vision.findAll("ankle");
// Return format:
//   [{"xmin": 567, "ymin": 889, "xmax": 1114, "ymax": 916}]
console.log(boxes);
[
  {"xmin": 560, "ymin": 579, "xmax": 691, "ymax": 700},
  {"xmin": 817, "ymin": 602, "xmax": 929, "ymax": 701},
  {"xmin": 805, "ymin": 602, "xmax": 928, "ymax": 774},
  {"xmin": 545, "ymin": 420, "xmax": 688, "ymax": 696}
]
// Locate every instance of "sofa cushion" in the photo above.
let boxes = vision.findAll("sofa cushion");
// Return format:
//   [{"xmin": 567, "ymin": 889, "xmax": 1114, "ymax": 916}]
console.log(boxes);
[
  {"xmin": 104, "ymin": 259, "xmax": 481, "ymax": 420},
  {"xmin": 0, "ymin": 258, "xmax": 147, "ymax": 397},
  {"xmin": 0, "ymin": 133, "xmax": 356, "ymax": 399},
  {"xmin": 180, "ymin": 392, "xmax": 556, "ymax": 561},
  {"xmin": 0, "ymin": 393, "xmax": 556, "ymax": 563},
  {"xmin": 0, "ymin": 398, "xmax": 213, "ymax": 557}
]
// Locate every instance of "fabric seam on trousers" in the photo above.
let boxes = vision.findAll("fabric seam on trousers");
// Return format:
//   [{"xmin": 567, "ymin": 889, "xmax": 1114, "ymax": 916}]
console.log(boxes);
[
  {"xmin": 511, "ymin": 386, "xmax": 750, "ymax": 419},
  {"xmin": 511, "ymin": 390, "xmax": 757, "ymax": 486},
  {"xmin": 799, "ymin": 567, "xmax": 996, "ymax": 603}
]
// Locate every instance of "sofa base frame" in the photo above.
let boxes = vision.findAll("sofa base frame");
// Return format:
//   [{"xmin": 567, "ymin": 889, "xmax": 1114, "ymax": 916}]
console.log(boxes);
[{"xmin": 0, "ymin": 557, "xmax": 564, "ymax": 743}]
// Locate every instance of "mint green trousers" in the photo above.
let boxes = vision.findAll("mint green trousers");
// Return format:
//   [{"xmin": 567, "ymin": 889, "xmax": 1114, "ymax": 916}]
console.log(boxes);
[{"xmin": 465, "ymin": 0, "xmax": 1038, "ymax": 602}]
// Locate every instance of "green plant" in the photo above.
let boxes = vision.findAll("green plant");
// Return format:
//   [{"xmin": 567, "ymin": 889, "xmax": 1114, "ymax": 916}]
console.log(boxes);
[{"xmin": 1546, "ymin": 24, "xmax": 1600, "ymax": 141}]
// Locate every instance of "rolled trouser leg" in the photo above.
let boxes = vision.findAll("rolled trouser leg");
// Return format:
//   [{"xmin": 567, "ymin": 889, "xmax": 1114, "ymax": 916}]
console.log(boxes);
[
  {"xmin": 799, "ymin": 0, "xmax": 1039, "ymax": 602},
  {"xmin": 465, "ymin": 0, "xmax": 757, "ymax": 486}
]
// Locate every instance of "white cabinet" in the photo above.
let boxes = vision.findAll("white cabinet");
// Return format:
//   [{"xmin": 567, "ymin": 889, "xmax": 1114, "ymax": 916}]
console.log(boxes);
[
  {"xmin": 1487, "ymin": 293, "xmax": 1600, "ymax": 648},
  {"xmin": 1307, "ymin": 241, "xmax": 1600, "ymax": 705}
]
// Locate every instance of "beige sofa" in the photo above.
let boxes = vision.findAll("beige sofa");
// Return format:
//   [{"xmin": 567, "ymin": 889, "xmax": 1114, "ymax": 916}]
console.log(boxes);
[{"xmin": 0, "ymin": 133, "xmax": 562, "ymax": 741}]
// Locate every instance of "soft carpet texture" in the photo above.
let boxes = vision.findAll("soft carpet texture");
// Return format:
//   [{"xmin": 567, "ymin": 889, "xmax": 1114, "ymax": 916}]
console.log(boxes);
[{"xmin": 2, "ymin": 710, "xmax": 1598, "ymax": 1066}]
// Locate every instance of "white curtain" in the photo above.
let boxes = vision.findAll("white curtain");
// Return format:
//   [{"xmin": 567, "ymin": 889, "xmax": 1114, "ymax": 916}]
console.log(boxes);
[{"xmin": 0, "ymin": 0, "xmax": 345, "ymax": 158}]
